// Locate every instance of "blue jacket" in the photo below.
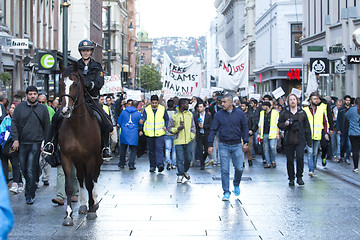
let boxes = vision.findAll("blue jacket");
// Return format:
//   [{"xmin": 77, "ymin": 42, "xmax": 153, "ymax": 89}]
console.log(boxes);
[
  {"xmin": 117, "ymin": 106, "xmax": 142, "ymax": 146},
  {"xmin": 345, "ymin": 105, "xmax": 360, "ymax": 136},
  {"xmin": 0, "ymin": 115, "xmax": 12, "ymax": 148},
  {"xmin": 208, "ymin": 106, "xmax": 249, "ymax": 147},
  {"xmin": 0, "ymin": 164, "xmax": 14, "ymax": 239}
]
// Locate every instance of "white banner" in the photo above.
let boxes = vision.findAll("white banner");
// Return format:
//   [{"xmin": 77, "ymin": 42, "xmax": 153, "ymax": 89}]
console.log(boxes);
[
  {"xmin": 200, "ymin": 88, "xmax": 212, "ymax": 99},
  {"xmin": 126, "ymin": 90, "xmax": 143, "ymax": 101},
  {"xmin": 162, "ymin": 52, "xmax": 202, "ymax": 97},
  {"xmin": 272, "ymin": 87, "xmax": 285, "ymax": 99},
  {"xmin": 100, "ymin": 74, "xmax": 122, "ymax": 95},
  {"xmin": 218, "ymin": 44, "xmax": 249, "ymax": 90}
]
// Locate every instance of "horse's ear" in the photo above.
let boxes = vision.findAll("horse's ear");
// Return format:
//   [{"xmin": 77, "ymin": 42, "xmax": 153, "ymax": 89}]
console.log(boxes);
[
  {"xmin": 59, "ymin": 62, "xmax": 65, "ymax": 73},
  {"xmin": 72, "ymin": 62, "xmax": 79, "ymax": 73}
]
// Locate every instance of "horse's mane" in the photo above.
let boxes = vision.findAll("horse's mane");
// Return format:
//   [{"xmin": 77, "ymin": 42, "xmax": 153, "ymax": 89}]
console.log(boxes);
[{"xmin": 61, "ymin": 64, "xmax": 85, "ymax": 86}]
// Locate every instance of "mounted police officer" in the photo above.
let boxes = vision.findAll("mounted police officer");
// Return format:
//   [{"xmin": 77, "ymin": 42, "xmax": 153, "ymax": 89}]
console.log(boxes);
[{"xmin": 43, "ymin": 39, "xmax": 113, "ymax": 159}]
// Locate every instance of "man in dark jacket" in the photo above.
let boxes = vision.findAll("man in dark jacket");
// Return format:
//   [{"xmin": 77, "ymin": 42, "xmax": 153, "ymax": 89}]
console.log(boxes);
[
  {"xmin": 11, "ymin": 86, "xmax": 50, "ymax": 204},
  {"xmin": 337, "ymin": 95, "xmax": 352, "ymax": 164},
  {"xmin": 208, "ymin": 94, "xmax": 249, "ymax": 201},
  {"xmin": 278, "ymin": 94, "xmax": 312, "ymax": 186},
  {"xmin": 194, "ymin": 101, "xmax": 212, "ymax": 170},
  {"xmin": 241, "ymin": 102, "xmax": 256, "ymax": 166}
]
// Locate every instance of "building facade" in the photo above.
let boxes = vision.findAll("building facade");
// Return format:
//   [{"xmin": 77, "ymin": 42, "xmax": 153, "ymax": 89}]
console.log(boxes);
[
  {"xmin": 301, "ymin": 0, "xmax": 360, "ymax": 98},
  {"xmin": 254, "ymin": 0, "xmax": 303, "ymax": 96}
]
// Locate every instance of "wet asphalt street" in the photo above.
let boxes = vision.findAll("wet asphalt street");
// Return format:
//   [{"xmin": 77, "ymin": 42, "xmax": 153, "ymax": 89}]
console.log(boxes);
[{"xmin": 7, "ymin": 152, "xmax": 360, "ymax": 240}]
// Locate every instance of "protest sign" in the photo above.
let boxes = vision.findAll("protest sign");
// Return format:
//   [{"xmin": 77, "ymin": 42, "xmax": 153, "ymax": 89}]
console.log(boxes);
[{"xmin": 162, "ymin": 53, "xmax": 201, "ymax": 97}]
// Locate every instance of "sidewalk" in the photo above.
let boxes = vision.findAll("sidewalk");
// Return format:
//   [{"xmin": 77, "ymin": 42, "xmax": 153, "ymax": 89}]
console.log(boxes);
[{"xmin": 7, "ymin": 153, "xmax": 360, "ymax": 240}]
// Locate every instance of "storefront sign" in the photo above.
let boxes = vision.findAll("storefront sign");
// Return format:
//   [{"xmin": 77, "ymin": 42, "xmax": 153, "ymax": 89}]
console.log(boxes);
[
  {"xmin": 9, "ymin": 39, "xmax": 29, "ymax": 49},
  {"xmin": 347, "ymin": 55, "xmax": 360, "ymax": 64},
  {"xmin": 36, "ymin": 52, "xmax": 57, "ymax": 71},
  {"xmin": 310, "ymin": 58, "xmax": 329, "ymax": 74},
  {"xmin": 335, "ymin": 60, "xmax": 346, "ymax": 73},
  {"xmin": 286, "ymin": 69, "xmax": 301, "ymax": 80}
]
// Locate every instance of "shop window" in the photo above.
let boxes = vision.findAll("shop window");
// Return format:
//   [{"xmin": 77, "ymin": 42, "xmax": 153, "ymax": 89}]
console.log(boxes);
[{"xmin": 291, "ymin": 24, "xmax": 302, "ymax": 58}]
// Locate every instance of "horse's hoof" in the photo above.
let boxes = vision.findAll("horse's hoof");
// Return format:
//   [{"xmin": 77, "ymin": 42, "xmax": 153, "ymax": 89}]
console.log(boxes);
[
  {"xmin": 87, "ymin": 212, "xmax": 97, "ymax": 220},
  {"xmin": 78, "ymin": 205, "xmax": 87, "ymax": 214},
  {"xmin": 62, "ymin": 217, "xmax": 74, "ymax": 226}
]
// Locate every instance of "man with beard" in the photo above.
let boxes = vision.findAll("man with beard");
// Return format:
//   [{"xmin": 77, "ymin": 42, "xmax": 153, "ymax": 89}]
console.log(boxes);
[
  {"xmin": 303, "ymin": 92, "xmax": 329, "ymax": 177},
  {"xmin": 337, "ymin": 95, "xmax": 352, "ymax": 164},
  {"xmin": 278, "ymin": 94, "xmax": 312, "ymax": 186},
  {"xmin": 11, "ymin": 86, "xmax": 50, "ymax": 204}
]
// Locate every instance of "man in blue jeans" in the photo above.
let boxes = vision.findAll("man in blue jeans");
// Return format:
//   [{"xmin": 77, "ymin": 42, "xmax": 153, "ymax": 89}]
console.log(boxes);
[
  {"xmin": 11, "ymin": 86, "xmax": 50, "ymax": 204},
  {"xmin": 208, "ymin": 94, "xmax": 249, "ymax": 201}
]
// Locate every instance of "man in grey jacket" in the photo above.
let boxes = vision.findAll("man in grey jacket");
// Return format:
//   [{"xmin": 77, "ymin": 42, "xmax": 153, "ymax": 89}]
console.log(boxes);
[{"xmin": 11, "ymin": 86, "xmax": 50, "ymax": 204}]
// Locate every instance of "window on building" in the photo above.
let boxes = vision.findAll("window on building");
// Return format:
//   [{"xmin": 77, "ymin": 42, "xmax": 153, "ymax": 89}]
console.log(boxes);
[{"xmin": 291, "ymin": 24, "xmax": 302, "ymax": 58}]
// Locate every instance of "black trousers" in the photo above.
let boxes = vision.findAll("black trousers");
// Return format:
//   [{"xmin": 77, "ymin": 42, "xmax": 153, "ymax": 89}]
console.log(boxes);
[
  {"xmin": 197, "ymin": 134, "xmax": 209, "ymax": 167},
  {"xmin": 349, "ymin": 136, "xmax": 360, "ymax": 169},
  {"xmin": 284, "ymin": 143, "xmax": 305, "ymax": 180}
]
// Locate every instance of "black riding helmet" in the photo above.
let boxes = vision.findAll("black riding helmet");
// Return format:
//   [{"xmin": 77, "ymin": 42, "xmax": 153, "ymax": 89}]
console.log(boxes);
[{"xmin": 78, "ymin": 39, "xmax": 94, "ymax": 52}]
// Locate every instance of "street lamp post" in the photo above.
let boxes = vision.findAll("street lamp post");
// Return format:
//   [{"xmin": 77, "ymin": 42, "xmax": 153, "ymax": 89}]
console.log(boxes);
[
  {"xmin": 107, "ymin": 2, "xmax": 111, "ymax": 76},
  {"xmin": 62, "ymin": 0, "xmax": 70, "ymax": 67},
  {"xmin": 121, "ymin": 16, "xmax": 134, "ymax": 88}
]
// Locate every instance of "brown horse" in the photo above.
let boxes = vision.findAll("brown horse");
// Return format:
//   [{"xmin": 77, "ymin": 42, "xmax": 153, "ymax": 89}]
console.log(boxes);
[{"xmin": 58, "ymin": 63, "xmax": 103, "ymax": 226}]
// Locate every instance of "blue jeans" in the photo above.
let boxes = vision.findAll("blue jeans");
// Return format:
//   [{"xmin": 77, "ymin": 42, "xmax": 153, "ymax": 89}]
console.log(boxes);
[
  {"xmin": 218, "ymin": 142, "xmax": 244, "ymax": 194},
  {"xmin": 147, "ymin": 136, "xmax": 165, "ymax": 168},
  {"xmin": 340, "ymin": 134, "xmax": 351, "ymax": 160},
  {"xmin": 165, "ymin": 136, "xmax": 176, "ymax": 166},
  {"xmin": 175, "ymin": 143, "xmax": 192, "ymax": 176},
  {"xmin": 19, "ymin": 143, "xmax": 42, "ymax": 199},
  {"xmin": 306, "ymin": 140, "xmax": 321, "ymax": 172},
  {"xmin": 262, "ymin": 134, "xmax": 277, "ymax": 164},
  {"xmin": 331, "ymin": 131, "xmax": 341, "ymax": 158}
]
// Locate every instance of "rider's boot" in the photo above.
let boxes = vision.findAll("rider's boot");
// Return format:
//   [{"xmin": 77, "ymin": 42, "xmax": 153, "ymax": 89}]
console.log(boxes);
[
  {"xmin": 101, "ymin": 131, "xmax": 112, "ymax": 159},
  {"xmin": 43, "ymin": 111, "xmax": 62, "ymax": 155}
]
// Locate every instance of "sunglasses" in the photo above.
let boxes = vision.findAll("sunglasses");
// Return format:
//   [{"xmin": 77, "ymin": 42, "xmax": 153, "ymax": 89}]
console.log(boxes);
[{"xmin": 38, "ymin": 101, "xmax": 46, "ymax": 104}]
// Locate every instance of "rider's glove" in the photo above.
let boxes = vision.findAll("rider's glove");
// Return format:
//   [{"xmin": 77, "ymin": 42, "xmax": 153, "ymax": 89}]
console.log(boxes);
[{"xmin": 85, "ymin": 81, "xmax": 95, "ymax": 90}]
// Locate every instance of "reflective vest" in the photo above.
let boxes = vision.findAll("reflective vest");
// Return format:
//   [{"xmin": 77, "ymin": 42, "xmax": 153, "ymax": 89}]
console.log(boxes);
[
  {"xmin": 102, "ymin": 104, "xmax": 110, "ymax": 115},
  {"xmin": 259, "ymin": 109, "xmax": 279, "ymax": 139},
  {"xmin": 303, "ymin": 104, "xmax": 328, "ymax": 140},
  {"xmin": 144, "ymin": 105, "xmax": 166, "ymax": 137}
]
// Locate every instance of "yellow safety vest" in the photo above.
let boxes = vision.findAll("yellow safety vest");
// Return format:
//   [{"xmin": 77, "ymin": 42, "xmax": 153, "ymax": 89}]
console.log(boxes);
[
  {"xmin": 143, "ymin": 105, "xmax": 166, "ymax": 137},
  {"xmin": 259, "ymin": 109, "xmax": 279, "ymax": 139},
  {"xmin": 303, "ymin": 104, "xmax": 328, "ymax": 140},
  {"xmin": 102, "ymin": 104, "xmax": 110, "ymax": 115}
]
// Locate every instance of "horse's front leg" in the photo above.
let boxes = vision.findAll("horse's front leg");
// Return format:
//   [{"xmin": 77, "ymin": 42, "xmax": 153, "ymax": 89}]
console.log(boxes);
[{"xmin": 62, "ymin": 159, "xmax": 74, "ymax": 226}]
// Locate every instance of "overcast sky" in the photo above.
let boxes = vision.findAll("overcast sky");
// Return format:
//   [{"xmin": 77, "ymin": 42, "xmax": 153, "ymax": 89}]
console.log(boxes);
[{"xmin": 136, "ymin": 0, "xmax": 217, "ymax": 38}]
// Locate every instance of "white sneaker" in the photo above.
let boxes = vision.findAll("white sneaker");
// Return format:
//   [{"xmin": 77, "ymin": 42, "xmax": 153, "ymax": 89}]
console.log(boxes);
[
  {"xmin": 308, "ymin": 172, "xmax": 314, "ymax": 177},
  {"xmin": 9, "ymin": 182, "xmax": 19, "ymax": 194},
  {"xmin": 353, "ymin": 168, "xmax": 359, "ymax": 173},
  {"xmin": 184, "ymin": 172, "xmax": 191, "ymax": 180},
  {"xmin": 18, "ymin": 183, "xmax": 25, "ymax": 192},
  {"xmin": 177, "ymin": 175, "xmax": 184, "ymax": 183}
]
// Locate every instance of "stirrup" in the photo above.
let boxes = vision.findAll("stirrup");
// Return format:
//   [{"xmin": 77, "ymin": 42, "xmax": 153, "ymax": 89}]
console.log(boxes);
[{"xmin": 43, "ymin": 142, "xmax": 54, "ymax": 155}]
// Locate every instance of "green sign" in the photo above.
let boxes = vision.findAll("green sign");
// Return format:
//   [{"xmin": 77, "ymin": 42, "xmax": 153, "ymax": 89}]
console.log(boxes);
[
  {"xmin": 37, "ymin": 51, "xmax": 57, "ymax": 71},
  {"xmin": 307, "ymin": 46, "xmax": 323, "ymax": 52},
  {"xmin": 40, "ymin": 54, "xmax": 55, "ymax": 69}
]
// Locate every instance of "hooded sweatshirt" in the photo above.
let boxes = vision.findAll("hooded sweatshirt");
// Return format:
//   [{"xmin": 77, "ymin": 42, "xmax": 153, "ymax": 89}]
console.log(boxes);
[{"xmin": 117, "ymin": 106, "xmax": 142, "ymax": 146}]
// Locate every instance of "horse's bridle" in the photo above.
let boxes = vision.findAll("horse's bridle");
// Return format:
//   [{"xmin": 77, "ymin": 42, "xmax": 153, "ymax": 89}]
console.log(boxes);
[{"xmin": 59, "ymin": 73, "xmax": 85, "ymax": 115}]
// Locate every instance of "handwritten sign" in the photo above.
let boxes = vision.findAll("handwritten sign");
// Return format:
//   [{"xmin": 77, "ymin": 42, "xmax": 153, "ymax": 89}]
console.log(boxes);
[{"xmin": 100, "ymin": 74, "xmax": 122, "ymax": 95}]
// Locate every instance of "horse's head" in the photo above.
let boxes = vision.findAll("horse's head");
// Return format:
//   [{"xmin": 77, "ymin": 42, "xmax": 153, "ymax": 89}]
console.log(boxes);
[{"xmin": 59, "ymin": 62, "xmax": 84, "ymax": 118}]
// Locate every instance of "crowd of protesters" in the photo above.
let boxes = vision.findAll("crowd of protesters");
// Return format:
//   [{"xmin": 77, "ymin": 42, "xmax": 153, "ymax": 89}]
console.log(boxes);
[{"xmin": 1, "ymin": 84, "xmax": 360, "ymax": 237}]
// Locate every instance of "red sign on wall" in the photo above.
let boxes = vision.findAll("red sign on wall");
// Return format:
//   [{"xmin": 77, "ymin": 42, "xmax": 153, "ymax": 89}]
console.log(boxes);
[{"xmin": 287, "ymin": 69, "xmax": 301, "ymax": 80}]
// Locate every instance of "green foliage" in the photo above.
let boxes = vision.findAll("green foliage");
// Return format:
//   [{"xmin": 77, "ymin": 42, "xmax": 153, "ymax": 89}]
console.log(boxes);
[
  {"xmin": 0, "ymin": 72, "xmax": 12, "ymax": 86},
  {"xmin": 140, "ymin": 65, "xmax": 162, "ymax": 91}
]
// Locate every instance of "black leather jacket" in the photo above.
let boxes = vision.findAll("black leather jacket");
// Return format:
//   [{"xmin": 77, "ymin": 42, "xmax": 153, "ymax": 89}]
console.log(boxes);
[{"xmin": 77, "ymin": 58, "xmax": 104, "ymax": 99}]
